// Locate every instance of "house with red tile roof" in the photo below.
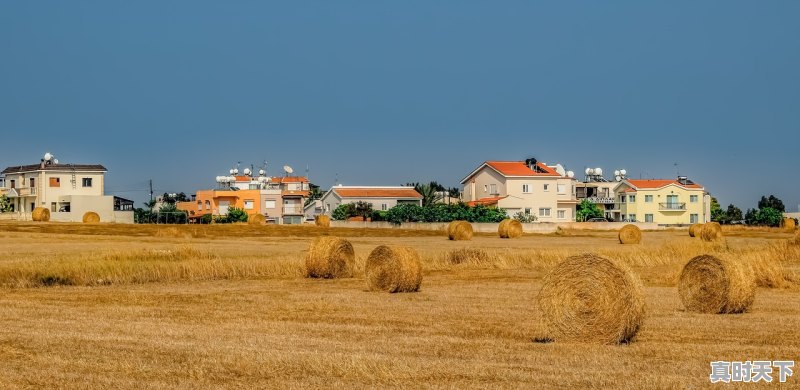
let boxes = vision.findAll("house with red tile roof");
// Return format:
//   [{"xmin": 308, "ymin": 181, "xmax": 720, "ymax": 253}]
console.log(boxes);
[
  {"xmin": 319, "ymin": 186, "xmax": 422, "ymax": 215},
  {"xmin": 612, "ymin": 177, "xmax": 710, "ymax": 225},
  {"xmin": 460, "ymin": 159, "xmax": 579, "ymax": 222}
]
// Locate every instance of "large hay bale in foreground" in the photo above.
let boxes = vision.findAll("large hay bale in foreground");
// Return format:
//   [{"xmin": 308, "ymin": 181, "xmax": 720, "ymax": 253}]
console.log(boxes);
[
  {"xmin": 783, "ymin": 218, "xmax": 796, "ymax": 231},
  {"xmin": 365, "ymin": 245, "xmax": 422, "ymax": 293},
  {"xmin": 536, "ymin": 253, "xmax": 645, "ymax": 344},
  {"xmin": 315, "ymin": 215, "xmax": 331, "ymax": 228},
  {"xmin": 247, "ymin": 213, "xmax": 266, "ymax": 225},
  {"xmin": 31, "ymin": 207, "xmax": 50, "ymax": 222},
  {"xmin": 678, "ymin": 255, "xmax": 755, "ymax": 314},
  {"xmin": 700, "ymin": 222, "xmax": 723, "ymax": 242},
  {"xmin": 82, "ymin": 211, "xmax": 100, "ymax": 223},
  {"xmin": 498, "ymin": 219, "xmax": 523, "ymax": 239},
  {"xmin": 688, "ymin": 224, "xmax": 702, "ymax": 238},
  {"xmin": 305, "ymin": 237, "xmax": 355, "ymax": 279},
  {"xmin": 618, "ymin": 224, "xmax": 641, "ymax": 244},
  {"xmin": 447, "ymin": 220, "xmax": 473, "ymax": 241}
]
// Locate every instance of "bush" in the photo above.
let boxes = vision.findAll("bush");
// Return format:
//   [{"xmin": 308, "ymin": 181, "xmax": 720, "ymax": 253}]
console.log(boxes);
[
  {"xmin": 200, "ymin": 214, "xmax": 213, "ymax": 224},
  {"xmin": 384, "ymin": 203, "xmax": 508, "ymax": 225},
  {"xmin": 226, "ymin": 207, "xmax": 249, "ymax": 223},
  {"xmin": 331, "ymin": 203, "xmax": 356, "ymax": 221},
  {"xmin": 513, "ymin": 211, "xmax": 537, "ymax": 223},
  {"xmin": 754, "ymin": 207, "xmax": 783, "ymax": 227}
]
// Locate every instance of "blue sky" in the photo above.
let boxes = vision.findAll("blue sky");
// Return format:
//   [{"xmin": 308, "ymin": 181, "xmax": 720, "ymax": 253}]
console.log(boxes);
[{"xmin": 1, "ymin": 1, "xmax": 798, "ymax": 211}]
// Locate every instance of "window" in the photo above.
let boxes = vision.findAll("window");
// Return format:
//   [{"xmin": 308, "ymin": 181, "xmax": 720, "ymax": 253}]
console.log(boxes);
[
  {"xmin": 690, "ymin": 195, "xmax": 698, "ymax": 203},
  {"xmin": 628, "ymin": 214, "xmax": 637, "ymax": 222},
  {"xmin": 204, "ymin": 200, "xmax": 211, "ymax": 210},
  {"xmin": 620, "ymin": 195, "xmax": 625, "ymax": 203},
  {"xmin": 378, "ymin": 203, "xmax": 386, "ymax": 211},
  {"xmin": 645, "ymin": 214, "xmax": 654, "ymax": 223},
  {"xmin": 628, "ymin": 195, "xmax": 636, "ymax": 202},
  {"xmin": 557, "ymin": 210, "xmax": 566, "ymax": 219},
  {"xmin": 49, "ymin": 177, "xmax": 61, "ymax": 187},
  {"xmin": 244, "ymin": 200, "xmax": 254, "ymax": 210},
  {"xmin": 30, "ymin": 178, "xmax": 35, "ymax": 188},
  {"xmin": 265, "ymin": 200, "xmax": 276, "ymax": 209},
  {"xmin": 82, "ymin": 178, "xmax": 92, "ymax": 187},
  {"xmin": 10, "ymin": 179, "xmax": 15, "ymax": 189},
  {"xmin": 524, "ymin": 208, "xmax": 531, "ymax": 215},
  {"xmin": 325, "ymin": 203, "xmax": 330, "ymax": 212},
  {"xmin": 51, "ymin": 202, "xmax": 57, "ymax": 212},
  {"xmin": 539, "ymin": 208, "xmax": 551, "ymax": 217},
  {"xmin": 690, "ymin": 214, "xmax": 699, "ymax": 224},
  {"xmin": 197, "ymin": 201, "xmax": 202, "ymax": 210},
  {"xmin": 489, "ymin": 184, "xmax": 498, "ymax": 195},
  {"xmin": 645, "ymin": 195, "xmax": 653, "ymax": 203},
  {"xmin": 543, "ymin": 184, "xmax": 549, "ymax": 191},
  {"xmin": 557, "ymin": 184, "xmax": 566, "ymax": 194},
  {"xmin": 522, "ymin": 184, "xmax": 530, "ymax": 193},
  {"xmin": 484, "ymin": 185, "xmax": 488, "ymax": 193}
]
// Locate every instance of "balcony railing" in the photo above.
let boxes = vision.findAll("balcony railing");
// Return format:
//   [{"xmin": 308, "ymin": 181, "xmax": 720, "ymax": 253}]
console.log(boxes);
[
  {"xmin": 586, "ymin": 196, "xmax": 616, "ymax": 204},
  {"xmin": 282, "ymin": 206, "xmax": 304, "ymax": 215},
  {"xmin": 659, "ymin": 202, "xmax": 686, "ymax": 210}
]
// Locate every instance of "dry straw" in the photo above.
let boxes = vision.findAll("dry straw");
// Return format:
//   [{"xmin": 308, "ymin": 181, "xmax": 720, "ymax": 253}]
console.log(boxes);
[
  {"xmin": 447, "ymin": 248, "xmax": 490, "ymax": 265},
  {"xmin": 700, "ymin": 222, "xmax": 723, "ymax": 242},
  {"xmin": 247, "ymin": 214, "xmax": 266, "ymax": 225},
  {"xmin": 447, "ymin": 220, "xmax": 473, "ymax": 241},
  {"xmin": 31, "ymin": 207, "xmax": 50, "ymax": 222},
  {"xmin": 305, "ymin": 237, "xmax": 355, "ymax": 278},
  {"xmin": 536, "ymin": 253, "xmax": 645, "ymax": 344},
  {"xmin": 783, "ymin": 218, "xmax": 796, "ymax": 232},
  {"xmin": 315, "ymin": 215, "xmax": 331, "ymax": 228},
  {"xmin": 82, "ymin": 211, "xmax": 100, "ymax": 224},
  {"xmin": 688, "ymin": 224, "xmax": 702, "ymax": 238},
  {"xmin": 365, "ymin": 245, "xmax": 422, "ymax": 292},
  {"xmin": 618, "ymin": 224, "xmax": 642, "ymax": 244},
  {"xmin": 498, "ymin": 219, "xmax": 523, "ymax": 239},
  {"xmin": 678, "ymin": 254, "xmax": 755, "ymax": 314}
]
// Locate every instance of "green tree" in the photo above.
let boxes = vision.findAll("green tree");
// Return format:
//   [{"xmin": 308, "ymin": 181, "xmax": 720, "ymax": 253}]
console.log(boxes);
[
  {"xmin": 353, "ymin": 201, "xmax": 373, "ymax": 221},
  {"xmin": 226, "ymin": 207, "xmax": 249, "ymax": 223},
  {"xmin": 513, "ymin": 211, "xmax": 536, "ymax": 223},
  {"xmin": 710, "ymin": 197, "xmax": 726, "ymax": 223},
  {"xmin": 0, "ymin": 194, "xmax": 11, "ymax": 213},
  {"xmin": 757, "ymin": 195, "xmax": 785, "ymax": 213},
  {"xmin": 753, "ymin": 207, "xmax": 783, "ymax": 227},
  {"xmin": 576, "ymin": 199, "xmax": 604, "ymax": 222},
  {"xmin": 304, "ymin": 183, "xmax": 324, "ymax": 206},
  {"xmin": 725, "ymin": 204, "xmax": 743, "ymax": 224},
  {"xmin": 744, "ymin": 208, "xmax": 757, "ymax": 225},
  {"xmin": 331, "ymin": 203, "xmax": 356, "ymax": 221}
]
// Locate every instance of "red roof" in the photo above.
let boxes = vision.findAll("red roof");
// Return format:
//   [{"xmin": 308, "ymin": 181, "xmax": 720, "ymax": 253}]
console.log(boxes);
[
  {"xmin": 333, "ymin": 187, "xmax": 422, "ymax": 199},
  {"xmin": 273, "ymin": 176, "xmax": 309, "ymax": 183},
  {"xmin": 625, "ymin": 179, "xmax": 703, "ymax": 191},
  {"xmin": 282, "ymin": 190, "xmax": 309, "ymax": 197},
  {"xmin": 485, "ymin": 161, "xmax": 562, "ymax": 177},
  {"xmin": 467, "ymin": 196, "xmax": 506, "ymax": 206}
]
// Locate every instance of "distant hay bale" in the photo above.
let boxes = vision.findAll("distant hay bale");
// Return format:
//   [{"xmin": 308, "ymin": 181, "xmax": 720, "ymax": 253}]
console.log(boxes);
[
  {"xmin": 31, "ymin": 207, "xmax": 50, "ymax": 222},
  {"xmin": 700, "ymin": 222, "xmax": 723, "ymax": 242},
  {"xmin": 498, "ymin": 219, "xmax": 523, "ymax": 238},
  {"xmin": 536, "ymin": 253, "xmax": 645, "ymax": 344},
  {"xmin": 315, "ymin": 215, "xmax": 331, "ymax": 228},
  {"xmin": 365, "ymin": 245, "xmax": 422, "ymax": 293},
  {"xmin": 678, "ymin": 255, "xmax": 756, "ymax": 314},
  {"xmin": 688, "ymin": 224, "xmax": 702, "ymax": 238},
  {"xmin": 447, "ymin": 220, "xmax": 473, "ymax": 241},
  {"xmin": 783, "ymin": 218, "xmax": 796, "ymax": 231},
  {"xmin": 618, "ymin": 224, "xmax": 641, "ymax": 244},
  {"xmin": 248, "ymin": 214, "xmax": 266, "ymax": 225},
  {"xmin": 447, "ymin": 248, "xmax": 490, "ymax": 265},
  {"xmin": 82, "ymin": 211, "xmax": 100, "ymax": 223},
  {"xmin": 305, "ymin": 237, "xmax": 355, "ymax": 278}
]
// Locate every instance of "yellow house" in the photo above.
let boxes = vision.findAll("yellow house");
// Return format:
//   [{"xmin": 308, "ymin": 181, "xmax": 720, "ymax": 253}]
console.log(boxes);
[{"xmin": 613, "ymin": 177, "xmax": 710, "ymax": 225}]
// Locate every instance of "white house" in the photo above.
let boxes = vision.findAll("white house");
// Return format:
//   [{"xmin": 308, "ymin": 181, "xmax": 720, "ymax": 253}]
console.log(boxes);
[{"xmin": 319, "ymin": 186, "xmax": 423, "ymax": 214}]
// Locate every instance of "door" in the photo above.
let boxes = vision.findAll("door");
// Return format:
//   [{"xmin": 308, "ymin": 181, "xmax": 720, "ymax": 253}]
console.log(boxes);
[
  {"xmin": 218, "ymin": 200, "xmax": 230, "ymax": 215},
  {"xmin": 666, "ymin": 195, "xmax": 678, "ymax": 208}
]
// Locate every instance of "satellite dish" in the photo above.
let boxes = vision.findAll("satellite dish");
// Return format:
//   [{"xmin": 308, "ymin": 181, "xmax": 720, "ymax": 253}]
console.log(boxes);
[
  {"xmin": 614, "ymin": 170, "xmax": 620, "ymax": 176},
  {"xmin": 620, "ymin": 169, "xmax": 627, "ymax": 176},
  {"xmin": 554, "ymin": 164, "xmax": 566, "ymax": 176},
  {"xmin": 233, "ymin": 168, "xmax": 239, "ymax": 175},
  {"xmin": 595, "ymin": 168, "xmax": 603, "ymax": 176},
  {"xmin": 53, "ymin": 159, "xmax": 58, "ymax": 165},
  {"xmin": 259, "ymin": 169, "xmax": 265, "ymax": 176},
  {"xmin": 585, "ymin": 168, "xmax": 592, "ymax": 175},
  {"xmin": 44, "ymin": 152, "xmax": 53, "ymax": 161},
  {"xmin": 243, "ymin": 168, "xmax": 252, "ymax": 176},
  {"xmin": 615, "ymin": 175, "xmax": 622, "ymax": 182},
  {"xmin": 229, "ymin": 169, "xmax": 234, "ymax": 175},
  {"xmin": 567, "ymin": 171, "xmax": 575, "ymax": 178},
  {"xmin": 284, "ymin": 165, "xmax": 294, "ymax": 174}
]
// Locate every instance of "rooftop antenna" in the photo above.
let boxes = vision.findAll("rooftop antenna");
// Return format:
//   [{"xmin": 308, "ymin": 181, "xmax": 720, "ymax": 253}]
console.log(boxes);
[{"xmin": 674, "ymin": 162, "xmax": 680, "ymax": 176}]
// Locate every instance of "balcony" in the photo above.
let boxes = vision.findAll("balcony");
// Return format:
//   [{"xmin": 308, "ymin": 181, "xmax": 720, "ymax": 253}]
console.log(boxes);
[
  {"xmin": 659, "ymin": 202, "xmax": 686, "ymax": 211},
  {"xmin": 282, "ymin": 206, "xmax": 304, "ymax": 215},
  {"xmin": 586, "ymin": 196, "xmax": 616, "ymax": 204}
]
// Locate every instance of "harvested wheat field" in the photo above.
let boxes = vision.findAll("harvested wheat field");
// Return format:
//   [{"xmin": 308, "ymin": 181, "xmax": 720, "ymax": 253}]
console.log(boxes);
[{"xmin": 0, "ymin": 221, "xmax": 798, "ymax": 388}]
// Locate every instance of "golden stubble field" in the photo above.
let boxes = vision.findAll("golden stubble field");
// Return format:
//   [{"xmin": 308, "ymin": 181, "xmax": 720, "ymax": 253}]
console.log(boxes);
[{"xmin": 0, "ymin": 222, "xmax": 798, "ymax": 388}]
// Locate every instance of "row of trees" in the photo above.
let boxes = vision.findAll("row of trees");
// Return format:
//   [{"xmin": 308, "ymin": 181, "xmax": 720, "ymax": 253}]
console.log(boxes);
[
  {"xmin": 331, "ymin": 202, "xmax": 507, "ymax": 224},
  {"xmin": 711, "ymin": 195, "xmax": 791, "ymax": 227}
]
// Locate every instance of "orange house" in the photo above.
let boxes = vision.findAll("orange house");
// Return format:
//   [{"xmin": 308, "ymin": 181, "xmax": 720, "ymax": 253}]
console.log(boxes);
[{"xmin": 178, "ymin": 189, "xmax": 262, "ymax": 221}]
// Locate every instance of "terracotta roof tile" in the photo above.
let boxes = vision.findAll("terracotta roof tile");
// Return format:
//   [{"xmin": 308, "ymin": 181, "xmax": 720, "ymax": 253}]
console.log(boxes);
[
  {"xmin": 466, "ymin": 196, "xmax": 506, "ymax": 206},
  {"xmin": 2, "ymin": 163, "xmax": 107, "ymax": 174},
  {"xmin": 485, "ymin": 161, "xmax": 561, "ymax": 177},
  {"xmin": 626, "ymin": 179, "xmax": 703, "ymax": 190}
]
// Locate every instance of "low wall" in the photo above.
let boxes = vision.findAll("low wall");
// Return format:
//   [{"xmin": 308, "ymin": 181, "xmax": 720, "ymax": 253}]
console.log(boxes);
[{"xmin": 329, "ymin": 221, "xmax": 662, "ymax": 233}]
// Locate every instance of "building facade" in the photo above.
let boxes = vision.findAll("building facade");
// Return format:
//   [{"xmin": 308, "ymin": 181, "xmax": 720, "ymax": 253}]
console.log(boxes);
[
  {"xmin": 613, "ymin": 177, "xmax": 710, "ymax": 225},
  {"xmin": 460, "ymin": 160, "xmax": 579, "ymax": 222},
  {"xmin": 319, "ymin": 186, "xmax": 422, "ymax": 215},
  {"xmin": 0, "ymin": 153, "xmax": 133, "ymax": 223}
]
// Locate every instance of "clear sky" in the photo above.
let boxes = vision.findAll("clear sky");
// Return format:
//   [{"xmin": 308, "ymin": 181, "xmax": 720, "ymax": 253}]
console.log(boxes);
[{"xmin": 1, "ymin": 1, "xmax": 798, "ymax": 211}]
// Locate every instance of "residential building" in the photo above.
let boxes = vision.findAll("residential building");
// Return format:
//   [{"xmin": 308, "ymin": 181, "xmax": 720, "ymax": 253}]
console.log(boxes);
[
  {"xmin": 0, "ymin": 152, "xmax": 134, "ymax": 223},
  {"xmin": 460, "ymin": 159, "xmax": 579, "ymax": 222},
  {"xmin": 613, "ymin": 176, "xmax": 710, "ymax": 225},
  {"xmin": 319, "ymin": 186, "xmax": 422, "ymax": 214},
  {"xmin": 575, "ymin": 167, "xmax": 628, "ymax": 221}
]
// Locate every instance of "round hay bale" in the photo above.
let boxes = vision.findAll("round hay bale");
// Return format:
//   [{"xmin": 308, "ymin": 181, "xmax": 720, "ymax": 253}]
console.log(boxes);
[
  {"xmin": 315, "ymin": 215, "xmax": 331, "ymax": 228},
  {"xmin": 700, "ymin": 222, "xmax": 723, "ymax": 242},
  {"xmin": 536, "ymin": 253, "xmax": 645, "ymax": 344},
  {"xmin": 618, "ymin": 224, "xmax": 641, "ymax": 244},
  {"xmin": 247, "ymin": 213, "xmax": 266, "ymax": 225},
  {"xmin": 688, "ymin": 223, "xmax": 702, "ymax": 238},
  {"xmin": 365, "ymin": 245, "xmax": 422, "ymax": 293},
  {"xmin": 447, "ymin": 220, "xmax": 473, "ymax": 241},
  {"xmin": 783, "ymin": 217, "xmax": 796, "ymax": 231},
  {"xmin": 498, "ymin": 219, "xmax": 523, "ymax": 239},
  {"xmin": 678, "ymin": 255, "xmax": 755, "ymax": 314},
  {"xmin": 31, "ymin": 207, "xmax": 50, "ymax": 222},
  {"xmin": 305, "ymin": 237, "xmax": 355, "ymax": 278},
  {"xmin": 82, "ymin": 211, "xmax": 100, "ymax": 223}
]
